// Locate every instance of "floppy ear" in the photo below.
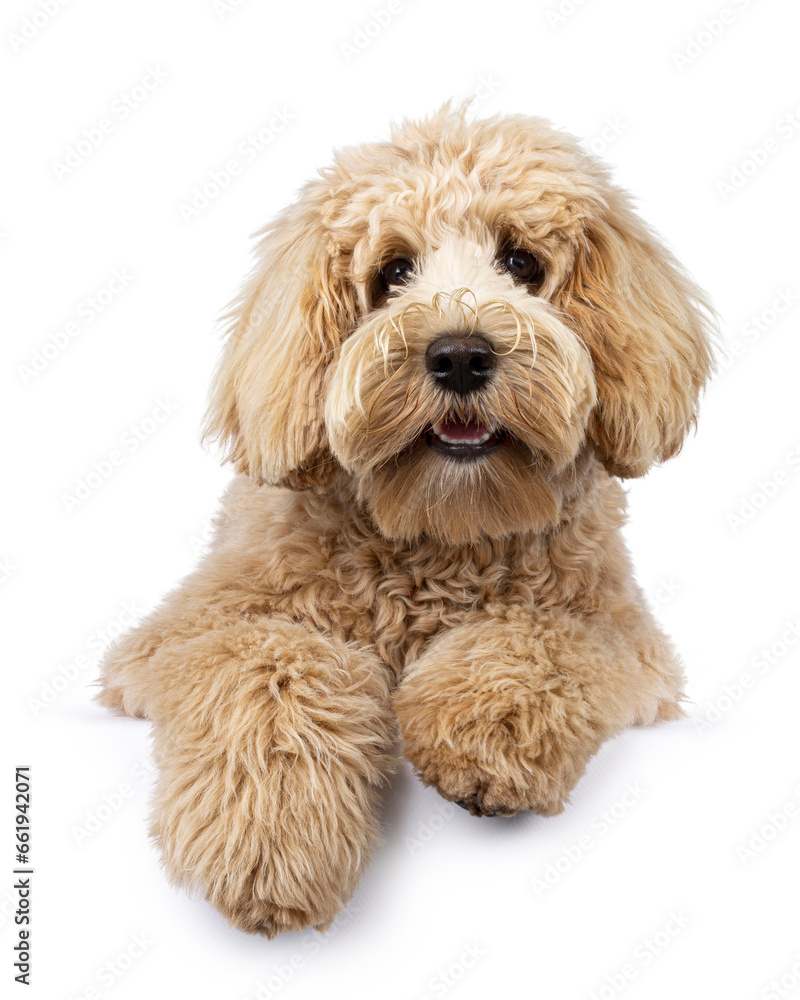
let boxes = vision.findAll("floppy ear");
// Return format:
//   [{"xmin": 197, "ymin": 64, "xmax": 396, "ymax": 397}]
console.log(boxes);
[
  {"xmin": 558, "ymin": 186, "xmax": 716, "ymax": 478},
  {"xmin": 203, "ymin": 195, "xmax": 357, "ymax": 487}
]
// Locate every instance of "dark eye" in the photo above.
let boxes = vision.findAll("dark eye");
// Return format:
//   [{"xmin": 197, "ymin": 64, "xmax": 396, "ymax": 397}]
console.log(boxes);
[
  {"xmin": 380, "ymin": 256, "xmax": 415, "ymax": 288},
  {"xmin": 500, "ymin": 247, "xmax": 544, "ymax": 286}
]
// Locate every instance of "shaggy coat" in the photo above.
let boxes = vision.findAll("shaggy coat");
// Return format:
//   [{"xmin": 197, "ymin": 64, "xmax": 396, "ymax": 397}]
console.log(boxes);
[{"xmin": 98, "ymin": 106, "xmax": 714, "ymax": 937}]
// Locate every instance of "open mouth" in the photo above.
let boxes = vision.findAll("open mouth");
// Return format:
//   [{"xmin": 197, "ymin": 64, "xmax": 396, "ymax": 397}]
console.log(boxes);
[{"xmin": 425, "ymin": 419, "xmax": 506, "ymax": 459}]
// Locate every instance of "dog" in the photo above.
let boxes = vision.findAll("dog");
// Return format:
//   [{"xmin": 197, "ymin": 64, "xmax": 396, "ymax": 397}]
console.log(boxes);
[{"xmin": 97, "ymin": 105, "xmax": 714, "ymax": 937}]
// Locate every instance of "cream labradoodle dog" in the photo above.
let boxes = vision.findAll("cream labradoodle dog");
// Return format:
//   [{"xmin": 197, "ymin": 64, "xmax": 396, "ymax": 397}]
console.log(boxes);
[{"xmin": 98, "ymin": 106, "xmax": 714, "ymax": 936}]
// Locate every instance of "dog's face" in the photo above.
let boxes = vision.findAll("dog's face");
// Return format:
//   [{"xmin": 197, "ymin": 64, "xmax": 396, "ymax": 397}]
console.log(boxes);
[{"xmin": 206, "ymin": 108, "xmax": 714, "ymax": 544}]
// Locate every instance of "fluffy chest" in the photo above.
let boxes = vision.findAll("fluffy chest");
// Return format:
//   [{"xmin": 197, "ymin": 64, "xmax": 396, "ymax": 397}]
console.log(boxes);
[
  {"xmin": 233, "ymin": 477, "xmax": 613, "ymax": 672},
  {"xmin": 310, "ymin": 532, "xmax": 550, "ymax": 672}
]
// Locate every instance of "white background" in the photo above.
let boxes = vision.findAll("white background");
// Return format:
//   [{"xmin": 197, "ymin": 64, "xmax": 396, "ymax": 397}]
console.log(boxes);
[{"xmin": 3, "ymin": 0, "xmax": 800, "ymax": 997}]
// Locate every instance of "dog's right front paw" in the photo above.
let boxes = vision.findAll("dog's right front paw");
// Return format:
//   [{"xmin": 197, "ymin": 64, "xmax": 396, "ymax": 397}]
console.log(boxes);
[
  {"xmin": 152, "ymin": 742, "xmax": 380, "ymax": 936},
  {"xmin": 147, "ymin": 620, "xmax": 396, "ymax": 935}
]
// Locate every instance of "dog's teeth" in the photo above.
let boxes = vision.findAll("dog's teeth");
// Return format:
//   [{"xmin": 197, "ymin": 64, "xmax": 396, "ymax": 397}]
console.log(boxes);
[{"xmin": 432, "ymin": 422, "xmax": 495, "ymax": 445}]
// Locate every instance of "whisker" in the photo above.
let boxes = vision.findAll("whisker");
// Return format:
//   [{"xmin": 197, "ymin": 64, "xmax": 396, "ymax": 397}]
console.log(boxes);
[{"xmin": 480, "ymin": 299, "xmax": 536, "ymax": 365}]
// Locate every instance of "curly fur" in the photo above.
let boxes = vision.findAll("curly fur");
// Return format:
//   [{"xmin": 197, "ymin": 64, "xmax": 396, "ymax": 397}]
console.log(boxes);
[{"xmin": 97, "ymin": 104, "xmax": 714, "ymax": 936}]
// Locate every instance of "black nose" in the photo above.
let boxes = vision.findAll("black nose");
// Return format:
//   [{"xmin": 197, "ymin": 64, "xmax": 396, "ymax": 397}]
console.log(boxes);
[{"xmin": 425, "ymin": 335, "xmax": 495, "ymax": 394}]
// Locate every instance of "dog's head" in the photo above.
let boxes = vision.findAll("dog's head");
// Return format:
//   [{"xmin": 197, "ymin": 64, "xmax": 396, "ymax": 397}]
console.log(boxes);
[{"xmin": 205, "ymin": 106, "xmax": 714, "ymax": 544}]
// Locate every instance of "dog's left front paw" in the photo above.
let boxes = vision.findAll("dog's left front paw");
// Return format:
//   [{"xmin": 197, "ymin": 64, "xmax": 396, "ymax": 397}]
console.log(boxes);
[
  {"xmin": 411, "ymin": 742, "xmax": 548, "ymax": 818},
  {"xmin": 393, "ymin": 611, "xmax": 632, "ymax": 817},
  {"xmin": 395, "ymin": 667, "xmax": 602, "ymax": 819},
  {"xmin": 395, "ymin": 702, "xmax": 580, "ymax": 818}
]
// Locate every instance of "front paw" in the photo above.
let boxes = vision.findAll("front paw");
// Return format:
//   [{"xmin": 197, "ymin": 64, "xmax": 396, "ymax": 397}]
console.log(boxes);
[
  {"xmin": 151, "ymin": 738, "xmax": 385, "ymax": 936},
  {"xmin": 394, "ymin": 612, "xmax": 620, "ymax": 817},
  {"xmin": 146, "ymin": 621, "xmax": 396, "ymax": 936},
  {"xmin": 395, "ymin": 690, "xmax": 593, "ymax": 818}
]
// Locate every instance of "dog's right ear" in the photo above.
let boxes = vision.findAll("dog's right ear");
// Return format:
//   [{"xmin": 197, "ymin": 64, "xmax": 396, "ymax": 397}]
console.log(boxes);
[{"xmin": 203, "ymin": 191, "xmax": 357, "ymax": 487}]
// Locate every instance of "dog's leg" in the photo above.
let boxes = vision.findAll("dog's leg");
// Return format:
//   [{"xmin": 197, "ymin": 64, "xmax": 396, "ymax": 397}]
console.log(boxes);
[
  {"xmin": 95, "ymin": 481, "xmax": 395, "ymax": 934},
  {"xmin": 96, "ymin": 538, "xmax": 289, "ymax": 721},
  {"xmin": 95, "ymin": 477, "xmax": 276, "ymax": 720},
  {"xmin": 94, "ymin": 574, "xmax": 209, "ymax": 719},
  {"xmin": 394, "ymin": 603, "xmax": 684, "ymax": 817},
  {"xmin": 141, "ymin": 617, "xmax": 394, "ymax": 936}
]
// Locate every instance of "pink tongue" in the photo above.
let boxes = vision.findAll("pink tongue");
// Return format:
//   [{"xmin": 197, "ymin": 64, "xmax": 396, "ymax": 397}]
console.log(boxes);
[{"xmin": 439, "ymin": 420, "xmax": 488, "ymax": 441}]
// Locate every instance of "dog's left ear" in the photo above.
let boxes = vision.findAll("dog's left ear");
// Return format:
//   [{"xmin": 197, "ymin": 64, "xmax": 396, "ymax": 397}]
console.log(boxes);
[
  {"xmin": 203, "ymin": 191, "xmax": 357, "ymax": 488},
  {"xmin": 558, "ymin": 184, "xmax": 716, "ymax": 478}
]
